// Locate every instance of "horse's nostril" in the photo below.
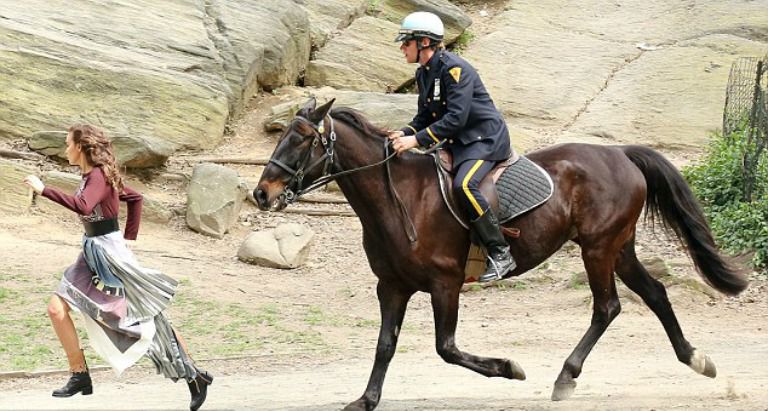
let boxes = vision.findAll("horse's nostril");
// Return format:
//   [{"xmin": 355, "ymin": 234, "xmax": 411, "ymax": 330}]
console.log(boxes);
[{"xmin": 254, "ymin": 188, "xmax": 267, "ymax": 205}]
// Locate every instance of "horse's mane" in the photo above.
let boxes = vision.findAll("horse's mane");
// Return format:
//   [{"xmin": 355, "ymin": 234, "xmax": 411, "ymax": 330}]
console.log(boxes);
[{"xmin": 330, "ymin": 107, "xmax": 389, "ymax": 139}]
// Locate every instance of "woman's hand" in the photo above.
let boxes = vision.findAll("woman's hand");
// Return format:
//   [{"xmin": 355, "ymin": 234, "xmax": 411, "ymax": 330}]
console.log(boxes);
[{"xmin": 23, "ymin": 175, "xmax": 45, "ymax": 194}]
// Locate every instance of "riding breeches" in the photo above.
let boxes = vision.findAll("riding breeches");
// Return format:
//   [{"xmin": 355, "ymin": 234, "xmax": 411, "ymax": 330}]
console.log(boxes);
[{"xmin": 452, "ymin": 159, "xmax": 496, "ymax": 221}]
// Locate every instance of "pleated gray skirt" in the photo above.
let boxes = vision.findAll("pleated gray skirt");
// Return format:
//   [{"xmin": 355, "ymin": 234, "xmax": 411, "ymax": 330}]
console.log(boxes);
[{"xmin": 56, "ymin": 231, "xmax": 196, "ymax": 381}]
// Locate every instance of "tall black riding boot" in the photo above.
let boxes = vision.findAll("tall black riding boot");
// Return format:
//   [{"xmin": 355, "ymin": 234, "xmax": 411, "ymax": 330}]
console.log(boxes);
[
  {"xmin": 471, "ymin": 209, "xmax": 516, "ymax": 283},
  {"xmin": 52, "ymin": 356, "xmax": 92, "ymax": 397},
  {"xmin": 187, "ymin": 368, "xmax": 214, "ymax": 411}
]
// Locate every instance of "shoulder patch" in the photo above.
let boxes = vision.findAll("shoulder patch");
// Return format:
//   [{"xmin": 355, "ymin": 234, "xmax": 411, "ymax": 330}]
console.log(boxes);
[{"xmin": 449, "ymin": 67, "xmax": 462, "ymax": 83}]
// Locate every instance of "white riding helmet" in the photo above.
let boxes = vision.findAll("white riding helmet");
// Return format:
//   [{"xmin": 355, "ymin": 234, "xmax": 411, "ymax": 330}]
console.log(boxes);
[{"xmin": 394, "ymin": 11, "xmax": 444, "ymax": 43}]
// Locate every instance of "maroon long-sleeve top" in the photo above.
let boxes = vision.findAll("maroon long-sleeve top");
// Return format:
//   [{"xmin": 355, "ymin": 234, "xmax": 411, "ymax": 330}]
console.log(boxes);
[{"xmin": 41, "ymin": 167, "xmax": 144, "ymax": 240}]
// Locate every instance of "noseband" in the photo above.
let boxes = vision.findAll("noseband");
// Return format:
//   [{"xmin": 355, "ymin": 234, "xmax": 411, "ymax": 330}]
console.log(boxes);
[{"xmin": 268, "ymin": 115, "xmax": 338, "ymax": 203}]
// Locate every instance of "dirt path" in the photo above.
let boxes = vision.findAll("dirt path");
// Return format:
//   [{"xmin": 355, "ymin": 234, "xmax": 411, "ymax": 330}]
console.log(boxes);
[{"xmin": 2, "ymin": 303, "xmax": 766, "ymax": 410}]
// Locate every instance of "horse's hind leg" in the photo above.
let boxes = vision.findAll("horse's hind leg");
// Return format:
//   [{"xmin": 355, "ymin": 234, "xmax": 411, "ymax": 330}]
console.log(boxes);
[
  {"xmin": 552, "ymin": 246, "xmax": 622, "ymax": 401},
  {"xmin": 615, "ymin": 237, "xmax": 717, "ymax": 378},
  {"xmin": 430, "ymin": 282, "xmax": 526, "ymax": 380},
  {"xmin": 345, "ymin": 281, "xmax": 413, "ymax": 411}
]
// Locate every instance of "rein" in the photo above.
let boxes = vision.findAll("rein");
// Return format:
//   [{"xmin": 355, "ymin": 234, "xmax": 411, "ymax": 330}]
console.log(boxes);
[{"xmin": 269, "ymin": 115, "xmax": 418, "ymax": 243}]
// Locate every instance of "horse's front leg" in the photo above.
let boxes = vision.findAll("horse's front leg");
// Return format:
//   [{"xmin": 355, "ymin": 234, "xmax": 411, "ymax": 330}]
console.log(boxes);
[
  {"xmin": 431, "ymin": 282, "xmax": 526, "ymax": 380},
  {"xmin": 344, "ymin": 281, "xmax": 413, "ymax": 411}
]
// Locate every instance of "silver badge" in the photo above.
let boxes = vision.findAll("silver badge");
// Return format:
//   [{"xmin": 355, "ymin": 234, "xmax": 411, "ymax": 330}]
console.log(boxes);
[{"xmin": 433, "ymin": 78, "xmax": 441, "ymax": 99}]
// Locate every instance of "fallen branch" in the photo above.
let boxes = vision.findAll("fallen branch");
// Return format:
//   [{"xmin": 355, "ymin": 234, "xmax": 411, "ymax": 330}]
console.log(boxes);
[
  {"xmin": 0, "ymin": 148, "xmax": 41, "ymax": 161},
  {"xmin": 280, "ymin": 208, "xmax": 356, "ymax": 217},
  {"xmin": 298, "ymin": 196, "xmax": 347, "ymax": 205},
  {"xmin": 190, "ymin": 157, "xmax": 270, "ymax": 165}
]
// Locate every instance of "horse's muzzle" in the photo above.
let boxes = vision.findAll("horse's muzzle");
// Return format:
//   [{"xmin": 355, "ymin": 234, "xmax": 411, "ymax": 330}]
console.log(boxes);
[{"xmin": 254, "ymin": 185, "xmax": 288, "ymax": 211}]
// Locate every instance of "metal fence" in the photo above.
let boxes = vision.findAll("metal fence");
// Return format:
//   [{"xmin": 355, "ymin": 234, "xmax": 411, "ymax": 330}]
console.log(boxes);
[{"xmin": 722, "ymin": 49, "xmax": 768, "ymax": 201}]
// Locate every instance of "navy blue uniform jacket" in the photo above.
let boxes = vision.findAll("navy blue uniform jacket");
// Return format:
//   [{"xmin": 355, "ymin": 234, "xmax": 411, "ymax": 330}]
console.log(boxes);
[{"xmin": 400, "ymin": 50, "xmax": 511, "ymax": 167}]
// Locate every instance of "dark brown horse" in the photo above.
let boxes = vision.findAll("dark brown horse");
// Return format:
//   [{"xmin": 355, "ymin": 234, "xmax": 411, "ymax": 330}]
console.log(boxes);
[{"xmin": 254, "ymin": 98, "xmax": 748, "ymax": 410}]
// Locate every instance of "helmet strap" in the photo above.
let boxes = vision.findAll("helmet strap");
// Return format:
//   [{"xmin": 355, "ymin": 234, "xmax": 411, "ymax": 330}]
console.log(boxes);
[{"xmin": 415, "ymin": 38, "xmax": 438, "ymax": 66}]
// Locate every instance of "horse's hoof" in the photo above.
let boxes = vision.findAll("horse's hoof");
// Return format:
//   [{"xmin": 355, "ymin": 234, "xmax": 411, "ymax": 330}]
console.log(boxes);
[
  {"xmin": 343, "ymin": 398, "xmax": 372, "ymax": 411},
  {"xmin": 688, "ymin": 350, "xmax": 717, "ymax": 378},
  {"xmin": 551, "ymin": 381, "xmax": 576, "ymax": 401},
  {"xmin": 503, "ymin": 360, "xmax": 527, "ymax": 380}
]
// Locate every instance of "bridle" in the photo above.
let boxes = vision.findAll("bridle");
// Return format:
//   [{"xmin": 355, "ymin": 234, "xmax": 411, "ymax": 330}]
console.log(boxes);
[
  {"xmin": 267, "ymin": 114, "xmax": 419, "ymax": 242},
  {"xmin": 269, "ymin": 114, "xmax": 397, "ymax": 203}
]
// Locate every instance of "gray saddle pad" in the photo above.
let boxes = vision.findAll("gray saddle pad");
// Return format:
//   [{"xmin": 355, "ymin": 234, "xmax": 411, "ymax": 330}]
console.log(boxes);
[{"xmin": 496, "ymin": 156, "xmax": 554, "ymax": 223}]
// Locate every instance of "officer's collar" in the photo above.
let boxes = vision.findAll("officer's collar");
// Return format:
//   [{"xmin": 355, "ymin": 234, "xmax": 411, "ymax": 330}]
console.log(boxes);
[{"xmin": 421, "ymin": 49, "xmax": 444, "ymax": 71}]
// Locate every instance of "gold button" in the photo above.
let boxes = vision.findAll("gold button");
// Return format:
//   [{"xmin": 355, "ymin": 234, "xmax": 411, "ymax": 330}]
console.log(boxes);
[
  {"xmin": 432, "ymin": 112, "xmax": 437, "ymax": 118},
  {"xmin": 427, "ymin": 98, "xmax": 431, "ymax": 102},
  {"xmin": 448, "ymin": 139, "xmax": 454, "ymax": 144}
]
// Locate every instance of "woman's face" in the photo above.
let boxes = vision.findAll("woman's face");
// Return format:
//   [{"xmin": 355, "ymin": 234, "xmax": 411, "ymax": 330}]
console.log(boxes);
[{"xmin": 65, "ymin": 132, "xmax": 82, "ymax": 166}]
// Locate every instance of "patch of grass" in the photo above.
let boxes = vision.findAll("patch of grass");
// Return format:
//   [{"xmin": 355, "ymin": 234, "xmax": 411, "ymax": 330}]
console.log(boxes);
[
  {"xmin": 568, "ymin": 271, "xmax": 589, "ymax": 290},
  {"xmin": 366, "ymin": 0, "xmax": 381, "ymax": 15},
  {"xmin": 352, "ymin": 318, "xmax": 378, "ymax": 328},
  {"xmin": 0, "ymin": 286, "xmax": 12, "ymax": 302},
  {"xmin": 464, "ymin": 284, "xmax": 483, "ymax": 293},
  {"xmin": 303, "ymin": 305, "xmax": 345, "ymax": 327},
  {"xmin": 450, "ymin": 30, "xmax": 475, "ymax": 55}
]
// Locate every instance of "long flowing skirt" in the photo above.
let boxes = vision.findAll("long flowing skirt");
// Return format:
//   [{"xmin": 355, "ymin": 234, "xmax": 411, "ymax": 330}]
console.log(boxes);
[{"xmin": 56, "ymin": 231, "xmax": 195, "ymax": 381}]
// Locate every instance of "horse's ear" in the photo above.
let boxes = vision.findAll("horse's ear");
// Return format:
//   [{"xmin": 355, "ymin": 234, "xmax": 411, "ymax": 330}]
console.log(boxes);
[
  {"xmin": 309, "ymin": 98, "xmax": 335, "ymax": 125},
  {"xmin": 298, "ymin": 97, "xmax": 317, "ymax": 117}
]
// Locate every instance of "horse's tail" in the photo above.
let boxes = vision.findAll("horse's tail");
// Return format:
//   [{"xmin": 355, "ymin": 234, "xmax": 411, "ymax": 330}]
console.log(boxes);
[{"xmin": 622, "ymin": 145, "xmax": 748, "ymax": 296}]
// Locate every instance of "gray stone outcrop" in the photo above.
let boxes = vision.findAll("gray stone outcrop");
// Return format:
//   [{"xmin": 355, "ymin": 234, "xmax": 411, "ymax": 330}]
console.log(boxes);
[
  {"xmin": 265, "ymin": 87, "xmax": 417, "ymax": 131},
  {"xmin": 0, "ymin": 0, "xmax": 311, "ymax": 159},
  {"xmin": 462, "ymin": 0, "xmax": 768, "ymax": 150}
]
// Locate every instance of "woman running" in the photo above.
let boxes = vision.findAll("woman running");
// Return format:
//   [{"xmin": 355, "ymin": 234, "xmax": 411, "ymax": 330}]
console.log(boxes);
[{"xmin": 23, "ymin": 124, "xmax": 212, "ymax": 411}]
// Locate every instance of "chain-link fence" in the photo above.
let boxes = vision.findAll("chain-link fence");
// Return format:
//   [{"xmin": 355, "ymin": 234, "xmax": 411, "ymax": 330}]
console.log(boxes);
[{"xmin": 722, "ymin": 49, "xmax": 768, "ymax": 201}]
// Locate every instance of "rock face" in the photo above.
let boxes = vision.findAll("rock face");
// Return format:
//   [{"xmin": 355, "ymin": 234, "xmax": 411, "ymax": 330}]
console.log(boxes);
[
  {"xmin": 305, "ymin": 16, "xmax": 413, "ymax": 92},
  {"xmin": 186, "ymin": 163, "xmax": 247, "ymax": 238},
  {"xmin": 375, "ymin": 0, "xmax": 472, "ymax": 43},
  {"xmin": 28, "ymin": 131, "xmax": 174, "ymax": 169},
  {"xmin": 0, "ymin": 0, "xmax": 311, "ymax": 156},
  {"xmin": 265, "ymin": 87, "xmax": 417, "ymax": 131},
  {"xmin": 303, "ymin": 0, "xmax": 368, "ymax": 48},
  {"xmin": 305, "ymin": 1, "xmax": 472, "ymax": 92},
  {"xmin": 462, "ymin": 0, "xmax": 768, "ymax": 150}
]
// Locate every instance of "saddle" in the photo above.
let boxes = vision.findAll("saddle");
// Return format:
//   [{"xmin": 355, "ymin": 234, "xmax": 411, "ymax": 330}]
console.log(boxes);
[{"xmin": 432, "ymin": 149, "xmax": 554, "ymax": 282}]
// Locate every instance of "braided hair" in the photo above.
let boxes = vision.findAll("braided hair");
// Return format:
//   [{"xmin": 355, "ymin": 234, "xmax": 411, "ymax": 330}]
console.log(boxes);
[{"xmin": 68, "ymin": 124, "xmax": 124, "ymax": 192}]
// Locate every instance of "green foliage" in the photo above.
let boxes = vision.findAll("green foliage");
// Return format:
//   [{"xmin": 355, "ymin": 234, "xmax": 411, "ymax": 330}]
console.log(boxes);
[
  {"xmin": 450, "ymin": 30, "xmax": 475, "ymax": 55},
  {"xmin": 683, "ymin": 129, "xmax": 768, "ymax": 270},
  {"xmin": 367, "ymin": 0, "xmax": 381, "ymax": 15}
]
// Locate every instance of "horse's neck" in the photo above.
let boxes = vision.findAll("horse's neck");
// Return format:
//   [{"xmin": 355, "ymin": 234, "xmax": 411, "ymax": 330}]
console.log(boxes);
[{"xmin": 331, "ymin": 126, "xmax": 431, "ymax": 235}]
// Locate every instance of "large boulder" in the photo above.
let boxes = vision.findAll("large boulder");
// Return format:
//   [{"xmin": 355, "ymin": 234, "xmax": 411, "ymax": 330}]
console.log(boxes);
[
  {"xmin": 186, "ymin": 163, "xmax": 248, "ymax": 238},
  {"xmin": 302, "ymin": 0, "xmax": 368, "ymax": 48},
  {"xmin": 237, "ymin": 223, "xmax": 314, "ymax": 268},
  {"xmin": 304, "ymin": 2, "xmax": 472, "ymax": 93},
  {"xmin": 375, "ymin": 0, "xmax": 472, "ymax": 44},
  {"xmin": 305, "ymin": 16, "xmax": 413, "ymax": 92},
  {"xmin": 0, "ymin": 0, "xmax": 310, "ymax": 155},
  {"xmin": 265, "ymin": 87, "xmax": 417, "ymax": 131},
  {"xmin": 29, "ymin": 131, "xmax": 174, "ymax": 169}
]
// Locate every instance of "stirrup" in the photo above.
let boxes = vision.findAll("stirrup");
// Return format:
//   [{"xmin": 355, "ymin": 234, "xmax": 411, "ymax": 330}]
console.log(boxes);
[{"xmin": 478, "ymin": 258, "xmax": 504, "ymax": 283}]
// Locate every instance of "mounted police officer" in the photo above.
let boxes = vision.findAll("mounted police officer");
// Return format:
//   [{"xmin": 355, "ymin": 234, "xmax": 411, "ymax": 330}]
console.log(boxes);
[{"xmin": 388, "ymin": 11, "xmax": 516, "ymax": 283}]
